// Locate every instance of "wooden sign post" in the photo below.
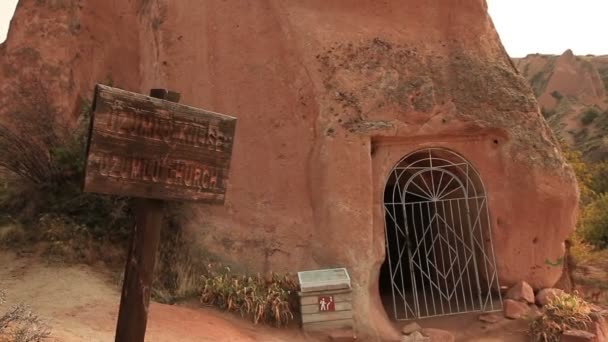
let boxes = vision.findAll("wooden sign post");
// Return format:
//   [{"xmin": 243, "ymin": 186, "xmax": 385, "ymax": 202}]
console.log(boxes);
[{"xmin": 82, "ymin": 85, "xmax": 237, "ymax": 342}]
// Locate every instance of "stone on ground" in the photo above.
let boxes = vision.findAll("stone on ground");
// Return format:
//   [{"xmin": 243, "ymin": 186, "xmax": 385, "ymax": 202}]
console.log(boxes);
[
  {"xmin": 536, "ymin": 288, "xmax": 565, "ymax": 306},
  {"xmin": 560, "ymin": 330, "xmax": 597, "ymax": 342},
  {"xmin": 327, "ymin": 329, "xmax": 357, "ymax": 341},
  {"xmin": 478, "ymin": 313, "xmax": 502, "ymax": 323},
  {"xmin": 590, "ymin": 312, "xmax": 608, "ymax": 342},
  {"xmin": 528, "ymin": 304, "xmax": 543, "ymax": 318},
  {"xmin": 505, "ymin": 281, "xmax": 535, "ymax": 303},
  {"xmin": 402, "ymin": 322, "xmax": 422, "ymax": 335},
  {"xmin": 503, "ymin": 299, "xmax": 530, "ymax": 319},
  {"xmin": 421, "ymin": 328, "xmax": 455, "ymax": 342},
  {"xmin": 400, "ymin": 331, "xmax": 429, "ymax": 342}
]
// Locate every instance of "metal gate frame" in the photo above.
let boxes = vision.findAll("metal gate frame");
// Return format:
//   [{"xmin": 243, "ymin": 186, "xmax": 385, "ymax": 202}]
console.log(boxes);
[{"xmin": 383, "ymin": 148, "xmax": 502, "ymax": 320}]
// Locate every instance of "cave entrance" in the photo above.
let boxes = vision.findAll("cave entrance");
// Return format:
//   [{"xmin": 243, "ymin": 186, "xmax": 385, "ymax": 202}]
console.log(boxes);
[{"xmin": 380, "ymin": 148, "xmax": 502, "ymax": 320}]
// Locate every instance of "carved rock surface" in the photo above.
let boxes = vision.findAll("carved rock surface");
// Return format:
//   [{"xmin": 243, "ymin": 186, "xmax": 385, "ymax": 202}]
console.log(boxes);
[{"xmin": 0, "ymin": 0, "xmax": 579, "ymax": 339}]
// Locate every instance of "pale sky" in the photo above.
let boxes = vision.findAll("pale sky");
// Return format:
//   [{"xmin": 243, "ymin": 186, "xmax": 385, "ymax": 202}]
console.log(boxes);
[{"xmin": 0, "ymin": 0, "xmax": 606, "ymax": 58}]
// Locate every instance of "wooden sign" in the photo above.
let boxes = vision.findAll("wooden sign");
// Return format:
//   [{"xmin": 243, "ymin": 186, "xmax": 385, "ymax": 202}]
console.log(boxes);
[
  {"xmin": 298, "ymin": 268, "xmax": 353, "ymax": 332},
  {"xmin": 83, "ymin": 84, "xmax": 237, "ymax": 203},
  {"xmin": 81, "ymin": 86, "xmax": 238, "ymax": 342}
]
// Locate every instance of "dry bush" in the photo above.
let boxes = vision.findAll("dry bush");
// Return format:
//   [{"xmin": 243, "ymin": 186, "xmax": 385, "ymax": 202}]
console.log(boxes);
[
  {"xmin": 0, "ymin": 290, "xmax": 51, "ymax": 342},
  {"xmin": 0, "ymin": 80, "xmax": 76, "ymax": 186},
  {"xmin": 528, "ymin": 292, "xmax": 592, "ymax": 342},
  {"xmin": 200, "ymin": 265, "xmax": 299, "ymax": 327},
  {"xmin": 152, "ymin": 204, "xmax": 207, "ymax": 303},
  {"xmin": 0, "ymin": 77, "xmax": 133, "ymax": 245}
]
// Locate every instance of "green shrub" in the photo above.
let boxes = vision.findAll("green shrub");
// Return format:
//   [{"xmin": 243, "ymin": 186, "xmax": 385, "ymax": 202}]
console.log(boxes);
[
  {"xmin": 579, "ymin": 194, "xmax": 608, "ymax": 249},
  {"xmin": 550, "ymin": 90, "xmax": 563, "ymax": 100},
  {"xmin": 528, "ymin": 292, "xmax": 592, "ymax": 342},
  {"xmin": 581, "ymin": 108, "xmax": 600, "ymax": 125},
  {"xmin": 200, "ymin": 265, "xmax": 299, "ymax": 327},
  {"xmin": 590, "ymin": 161, "xmax": 608, "ymax": 195},
  {"xmin": 541, "ymin": 107, "xmax": 556, "ymax": 118}
]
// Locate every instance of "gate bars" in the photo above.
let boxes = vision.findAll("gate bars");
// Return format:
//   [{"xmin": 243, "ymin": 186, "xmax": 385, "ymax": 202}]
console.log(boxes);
[{"xmin": 383, "ymin": 148, "xmax": 502, "ymax": 320}]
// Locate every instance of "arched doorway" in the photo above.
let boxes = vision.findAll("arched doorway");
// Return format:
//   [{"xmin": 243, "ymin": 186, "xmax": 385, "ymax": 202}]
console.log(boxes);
[{"xmin": 379, "ymin": 148, "xmax": 502, "ymax": 320}]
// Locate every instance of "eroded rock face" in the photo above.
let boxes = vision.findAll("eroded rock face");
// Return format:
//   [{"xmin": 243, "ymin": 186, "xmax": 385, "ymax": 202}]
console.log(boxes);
[{"xmin": 1, "ymin": 0, "xmax": 579, "ymax": 339}]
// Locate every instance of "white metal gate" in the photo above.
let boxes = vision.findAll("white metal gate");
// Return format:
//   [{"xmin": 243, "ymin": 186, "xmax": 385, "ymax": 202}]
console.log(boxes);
[{"xmin": 383, "ymin": 148, "xmax": 502, "ymax": 320}]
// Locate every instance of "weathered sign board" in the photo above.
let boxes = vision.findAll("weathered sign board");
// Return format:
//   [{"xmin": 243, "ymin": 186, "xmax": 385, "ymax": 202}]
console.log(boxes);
[
  {"xmin": 297, "ymin": 268, "xmax": 353, "ymax": 331},
  {"xmin": 82, "ymin": 85, "xmax": 237, "ymax": 342},
  {"xmin": 83, "ymin": 84, "xmax": 237, "ymax": 203},
  {"xmin": 298, "ymin": 268, "xmax": 351, "ymax": 292}
]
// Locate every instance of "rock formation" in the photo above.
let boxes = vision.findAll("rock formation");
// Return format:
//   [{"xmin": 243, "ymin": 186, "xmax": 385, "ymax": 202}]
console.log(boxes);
[
  {"xmin": 514, "ymin": 51, "xmax": 608, "ymax": 160},
  {"xmin": 1, "ymin": 0, "xmax": 579, "ymax": 339}
]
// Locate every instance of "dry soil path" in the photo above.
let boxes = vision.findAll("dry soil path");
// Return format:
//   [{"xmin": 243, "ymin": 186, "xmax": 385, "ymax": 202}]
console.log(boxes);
[{"xmin": 0, "ymin": 251, "xmax": 314, "ymax": 342}]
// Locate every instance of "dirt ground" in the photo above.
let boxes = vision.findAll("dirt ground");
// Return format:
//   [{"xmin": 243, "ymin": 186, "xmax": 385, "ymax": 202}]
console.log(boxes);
[
  {"xmin": 397, "ymin": 313, "xmax": 528, "ymax": 342},
  {"xmin": 0, "ymin": 248, "xmax": 539, "ymax": 342},
  {"xmin": 0, "ymin": 250, "xmax": 316, "ymax": 342}
]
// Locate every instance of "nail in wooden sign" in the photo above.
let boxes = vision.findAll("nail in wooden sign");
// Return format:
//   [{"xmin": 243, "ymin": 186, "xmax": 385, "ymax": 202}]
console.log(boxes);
[{"xmin": 83, "ymin": 85, "xmax": 237, "ymax": 203}]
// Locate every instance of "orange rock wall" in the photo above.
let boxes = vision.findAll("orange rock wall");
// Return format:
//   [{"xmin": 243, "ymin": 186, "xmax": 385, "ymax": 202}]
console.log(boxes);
[{"xmin": 1, "ymin": 1, "xmax": 579, "ymax": 339}]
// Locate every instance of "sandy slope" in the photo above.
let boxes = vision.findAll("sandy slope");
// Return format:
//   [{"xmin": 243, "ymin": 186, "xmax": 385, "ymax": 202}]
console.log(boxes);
[{"xmin": 0, "ymin": 251, "xmax": 314, "ymax": 342}]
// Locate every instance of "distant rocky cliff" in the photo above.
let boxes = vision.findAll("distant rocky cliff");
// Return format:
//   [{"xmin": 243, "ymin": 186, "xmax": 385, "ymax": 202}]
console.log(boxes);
[{"xmin": 514, "ymin": 51, "xmax": 608, "ymax": 160}]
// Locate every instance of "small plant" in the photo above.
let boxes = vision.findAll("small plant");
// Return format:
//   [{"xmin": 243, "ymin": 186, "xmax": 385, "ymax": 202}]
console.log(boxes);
[
  {"xmin": 541, "ymin": 107, "xmax": 556, "ymax": 119},
  {"xmin": 550, "ymin": 90, "xmax": 563, "ymax": 100},
  {"xmin": 200, "ymin": 265, "xmax": 299, "ymax": 327},
  {"xmin": 581, "ymin": 108, "xmax": 600, "ymax": 125},
  {"xmin": 0, "ymin": 289, "xmax": 51, "ymax": 342},
  {"xmin": 528, "ymin": 292, "xmax": 592, "ymax": 342}
]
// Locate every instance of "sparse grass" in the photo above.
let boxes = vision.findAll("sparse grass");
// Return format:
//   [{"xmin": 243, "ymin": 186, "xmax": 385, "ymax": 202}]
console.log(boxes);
[
  {"xmin": 200, "ymin": 265, "xmax": 299, "ymax": 327},
  {"xmin": 0, "ymin": 290, "xmax": 51, "ymax": 342},
  {"xmin": 528, "ymin": 292, "xmax": 592, "ymax": 342}
]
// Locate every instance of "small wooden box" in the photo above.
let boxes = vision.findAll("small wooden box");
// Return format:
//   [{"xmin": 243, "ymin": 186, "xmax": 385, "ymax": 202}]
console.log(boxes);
[{"xmin": 297, "ymin": 268, "xmax": 353, "ymax": 331}]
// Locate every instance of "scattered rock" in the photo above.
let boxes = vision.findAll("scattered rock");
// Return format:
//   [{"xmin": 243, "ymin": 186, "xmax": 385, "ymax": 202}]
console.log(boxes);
[
  {"xmin": 505, "ymin": 281, "xmax": 535, "ymax": 303},
  {"xmin": 478, "ymin": 313, "xmax": 502, "ymax": 323},
  {"xmin": 328, "ymin": 329, "xmax": 357, "ymax": 341},
  {"xmin": 402, "ymin": 322, "xmax": 422, "ymax": 335},
  {"xmin": 560, "ymin": 330, "xmax": 597, "ymax": 342},
  {"xmin": 589, "ymin": 313, "xmax": 608, "ymax": 342},
  {"xmin": 536, "ymin": 288, "xmax": 565, "ymax": 306},
  {"xmin": 589, "ymin": 304, "xmax": 607, "ymax": 314},
  {"xmin": 400, "ymin": 331, "xmax": 429, "ymax": 342},
  {"xmin": 420, "ymin": 328, "xmax": 455, "ymax": 342},
  {"xmin": 503, "ymin": 299, "xmax": 530, "ymax": 319},
  {"xmin": 528, "ymin": 304, "xmax": 543, "ymax": 318}
]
